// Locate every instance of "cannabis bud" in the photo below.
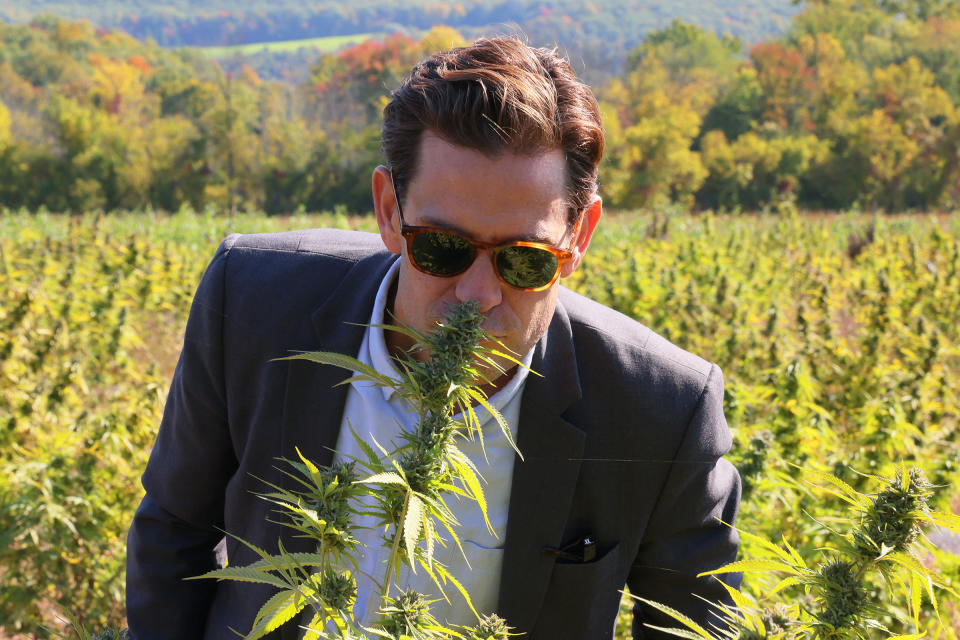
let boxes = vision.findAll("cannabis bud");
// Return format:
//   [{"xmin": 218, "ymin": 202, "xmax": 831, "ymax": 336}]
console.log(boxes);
[
  {"xmin": 318, "ymin": 568, "xmax": 357, "ymax": 611},
  {"xmin": 814, "ymin": 558, "xmax": 867, "ymax": 630},
  {"xmin": 760, "ymin": 603, "xmax": 792, "ymax": 635},
  {"xmin": 735, "ymin": 429, "xmax": 773, "ymax": 499},
  {"xmin": 413, "ymin": 300, "xmax": 488, "ymax": 412},
  {"xmin": 854, "ymin": 466, "xmax": 931, "ymax": 557},
  {"xmin": 467, "ymin": 613, "xmax": 512, "ymax": 640},
  {"xmin": 256, "ymin": 452, "xmax": 363, "ymax": 555},
  {"xmin": 375, "ymin": 588, "xmax": 439, "ymax": 638}
]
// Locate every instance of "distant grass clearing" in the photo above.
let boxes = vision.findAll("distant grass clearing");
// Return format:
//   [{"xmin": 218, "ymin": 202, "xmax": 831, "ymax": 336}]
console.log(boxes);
[{"xmin": 198, "ymin": 32, "xmax": 381, "ymax": 57}]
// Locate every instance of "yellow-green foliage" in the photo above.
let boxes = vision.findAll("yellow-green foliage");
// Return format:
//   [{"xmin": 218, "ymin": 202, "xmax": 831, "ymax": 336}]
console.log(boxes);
[
  {"xmin": 568, "ymin": 210, "xmax": 960, "ymax": 637},
  {"xmin": 568, "ymin": 211, "xmax": 960, "ymax": 510},
  {"xmin": 0, "ymin": 214, "xmax": 210, "ymax": 632},
  {"xmin": 0, "ymin": 210, "xmax": 373, "ymax": 635},
  {"xmin": 2, "ymin": 209, "xmax": 959, "ymax": 636}
]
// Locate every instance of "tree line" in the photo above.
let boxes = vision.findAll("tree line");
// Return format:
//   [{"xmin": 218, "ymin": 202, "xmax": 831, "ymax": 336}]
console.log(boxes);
[
  {"xmin": 2, "ymin": 0, "xmax": 796, "ymax": 77},
  {"xmin": 1, "ymin": 0, "xmax": 959, "ymax": 214}
]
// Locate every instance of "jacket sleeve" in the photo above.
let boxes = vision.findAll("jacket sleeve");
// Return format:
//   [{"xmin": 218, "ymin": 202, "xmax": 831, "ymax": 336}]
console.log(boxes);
[
  {"xmin": 627, "ymin": 363, "xmax": 742, "ymax": 639},
  {"xmin": 126, "ymin": 238, "xmax": 239, "ymax": 639}
]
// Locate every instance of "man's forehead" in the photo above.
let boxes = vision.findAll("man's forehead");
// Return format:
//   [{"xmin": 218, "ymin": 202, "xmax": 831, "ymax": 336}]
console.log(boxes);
[{"xmin": 414, "ymin": 132, "xmax": 567, "ymax": 186}]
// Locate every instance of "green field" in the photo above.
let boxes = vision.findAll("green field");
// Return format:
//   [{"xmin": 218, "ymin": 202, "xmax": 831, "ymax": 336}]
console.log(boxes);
[
  {"xmin": 198, "ymin": 32, "xmax": 382, "ymax": 57},
  {"xmin": 2, "ymin": 209, "xmax": 959, "ymax": 637}
]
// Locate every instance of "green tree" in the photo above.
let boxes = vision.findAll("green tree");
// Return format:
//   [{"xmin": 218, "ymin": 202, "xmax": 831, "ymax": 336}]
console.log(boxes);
[
  {"xmin": 699, "ymin": 66, "xmax": 765, "ymax": 143},
  {"xmin": 0, "ymin": 99, "xmax": 11, "ymax": 150},
  {"xmin": 602, "ymin": 21, "xmax": 741, "ymax": 208},
  {"xmin": 196, "ymin": 68, "xmax": 263, "ymax": 214},
  {"xmin": 698, "ymin": 130, "xmax": 829, "ymax": 210},
  {"xmin": 631, "ymin": 18, "xmax": 743, "ymax": 91},
  {"xmin": 601, "ymin": 62, "xmax": 707, "ymax": 209}
]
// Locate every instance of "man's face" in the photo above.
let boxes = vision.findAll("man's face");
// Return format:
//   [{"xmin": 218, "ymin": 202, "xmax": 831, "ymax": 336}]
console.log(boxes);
[{"xmin": 374, "ymin": 133, "xmax": 599, "ymax": 386}]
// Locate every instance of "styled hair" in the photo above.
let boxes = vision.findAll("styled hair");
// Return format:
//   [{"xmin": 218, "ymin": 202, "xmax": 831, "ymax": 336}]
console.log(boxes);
[{"xmin": 381, "ymin": 36, "xmax": 604, "ymax": 222}]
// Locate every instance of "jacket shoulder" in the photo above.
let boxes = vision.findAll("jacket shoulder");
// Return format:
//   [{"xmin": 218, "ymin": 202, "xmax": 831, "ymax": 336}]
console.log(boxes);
[
  {"xmin": 197, "ymin": 228, "xmax": 395, "ymax": 349},
  {"xmin": 557, "ymin": 288, "xmax": 729, "ymax": 458},
  {"xmin": 223, "ymin": 228, "xmax": 386, "ymax": 262},
  {"xmin": 558, "ymin": 286, "xmax": 713, "ymax": 382},
  {"xmin": 212, "ymin": 228, "xmax": 392, "ymax": 301}
]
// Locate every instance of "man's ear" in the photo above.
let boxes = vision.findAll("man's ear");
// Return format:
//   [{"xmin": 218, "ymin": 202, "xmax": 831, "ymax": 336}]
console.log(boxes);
[
  {"xmin": 562, "ymin": 196, "xmax": 602, "ymax": 276},
  {"xmin": 372, "ymin": 165, "xmax": 403, "ymax": 255}
]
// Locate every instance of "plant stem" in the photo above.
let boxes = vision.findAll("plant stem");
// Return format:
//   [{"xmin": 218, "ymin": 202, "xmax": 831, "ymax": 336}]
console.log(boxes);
[{"xmin": 380, "ymin": 488, "xmax": 411, "ymax": 602}]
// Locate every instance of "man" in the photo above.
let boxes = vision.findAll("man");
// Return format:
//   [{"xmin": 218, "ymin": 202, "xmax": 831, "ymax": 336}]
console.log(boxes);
[{"xmin": 126, "ymin": 36, "xmax": 740, "ymax": 639}]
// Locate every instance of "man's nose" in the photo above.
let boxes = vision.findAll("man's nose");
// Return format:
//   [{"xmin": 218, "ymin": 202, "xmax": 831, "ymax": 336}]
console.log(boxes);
[{"xmin": 455, "ymin": 251, "xmax": 503, "ymax": 312}]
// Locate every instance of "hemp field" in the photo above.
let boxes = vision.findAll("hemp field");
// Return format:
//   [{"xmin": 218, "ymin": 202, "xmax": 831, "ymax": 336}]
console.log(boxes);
[{"xmin": 2, "ymin": 209, "xmax": 958, "ymax": 637}]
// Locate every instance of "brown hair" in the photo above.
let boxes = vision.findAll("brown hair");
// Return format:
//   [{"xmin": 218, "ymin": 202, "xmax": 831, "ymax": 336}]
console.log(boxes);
[{"xmin": 381, "ymin": 36, "xmax": 604, "ymax": 223}]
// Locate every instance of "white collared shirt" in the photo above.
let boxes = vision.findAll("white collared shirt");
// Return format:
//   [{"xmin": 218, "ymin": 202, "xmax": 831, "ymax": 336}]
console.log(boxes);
[{"xmin": 331, "ymin": 258, "xmax": 532, "ymax": 628}]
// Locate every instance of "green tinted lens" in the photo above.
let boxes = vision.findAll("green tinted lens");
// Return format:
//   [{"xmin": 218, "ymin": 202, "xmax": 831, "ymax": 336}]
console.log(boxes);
[
  {"xmin": 410, "ymin": 231, "xmax": 473, "ymax": 275},
  {"xmin": 496, "ymin": 245, "xmax": 559, "ymax": 289}
]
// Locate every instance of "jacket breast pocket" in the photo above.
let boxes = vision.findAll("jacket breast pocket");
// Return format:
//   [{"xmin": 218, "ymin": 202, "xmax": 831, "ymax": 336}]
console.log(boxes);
[{"xmin": 535, "ymin": 542, "xmax": 624, "ymax": 638}]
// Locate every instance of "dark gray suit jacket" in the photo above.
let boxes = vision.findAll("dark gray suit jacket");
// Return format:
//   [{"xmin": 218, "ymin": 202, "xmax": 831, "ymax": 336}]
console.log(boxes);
[{"xmin": 126, "ymin": 229, "xmax": 740, "ymax": 639}]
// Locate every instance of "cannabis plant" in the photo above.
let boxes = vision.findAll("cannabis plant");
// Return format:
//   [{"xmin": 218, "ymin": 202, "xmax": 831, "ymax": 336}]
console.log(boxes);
[
  {"xmin": 193, "ymin": 301, "xmax": 520, "ymax": 639},
  {"xmin": 49, "ymin": 609, "xmax": 129, "ymax": 640},
  {"xmin": 637, "ymin": 465, "xmax": 960, "ymax": 640}
]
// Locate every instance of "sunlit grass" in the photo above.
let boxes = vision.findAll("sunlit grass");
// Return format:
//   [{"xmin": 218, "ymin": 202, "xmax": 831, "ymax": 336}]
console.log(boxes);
[{"xmin": 197, "ymin": 32, "xmax": 382, "ymax": 57}]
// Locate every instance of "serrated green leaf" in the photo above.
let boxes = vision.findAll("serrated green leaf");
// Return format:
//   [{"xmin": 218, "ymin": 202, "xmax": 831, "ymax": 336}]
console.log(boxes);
[
  {"xmin": 435, "ymin": 508, "xmax": 467, "ymax": 564},
  {"xmin": 369, "ymin": 434, "xmax": 394, "ymax": 462},
  {"xmin": 910, "ymin": 570, "xmax": 922, "ymax": 627},
  {"xmin": 442, "ymin": 565, "xmax": 478, "ymax": 619},
  {"xmin": 804, "ymin": 469, "xmax": 871, "ymax": 509},
  {"xmin": 246, "ymin": 587, "xmax": 313, "ymax": 640},
  {"xmin": 295, "ymin": 446, "xmax": 321, "ymax": 478},
  {"xmin": 449, "ymin": 446, "xmax": 492, "ymax": 536},
  {"xmin": 275, "ymin": 351, "xmax": 397, "ymax": 390},
  {"xmin": 642, "ymin": 626, "xmax": 714, "ymax": 640},
  {"xmin": 487, "ymin": 347, "xmax": 541, "ymax": 376},
  {"xmin": 780, "ymin": 534, "xmax": 804, "ymax": 566},
  {"xmin": 302, "ymin": 612, "xmax": 323, "ymax": 640},
  {"xmin": 187, "ymin": 563, "xmax": 290, "ymax": 588},
  {"xmin": 348, "ymin": 420, "xmax": 383, "ymax": 469},
  {"xmin": 882, "ymin": 551, "xmax": 931, "ymax": 578},
  {"xmin": 716, "ymin": 579, "xmax": 753, "ymax": 612},
  {"xmin": 633, "ymin": 597, "xmax": 714, "ymax": 638},
  {"xmin": 324, "ymin": 481, "xmax": 341, "ymax": 503},
  {"xmin": 736, "ymin": 528, "xmax": 798, "ymax": 565},
  {"xmin": 465, "ymin": 387, "xmax": 522, "ymax": 461},
  {"xmin": 769, "ymin": 576, "xmax": 801, "ymax": 596},
  {"xmin": 366, "ymin": 321, "xmax": 425, "ymax": 345},
  {"xmin": 928, "ymin": 510, "xmax": 960, "ymax": 533},
  {"xmin": 359, "ymin": 472, "xmax": 407, "ymax": 486},
  {"xmin": 424, "ymin": 514, "xmax": 436, "ymax": 571},
  {"xmin": 461, "ymin": 401, "xmax": 488, "ymax": 460},
  {"xmin": 404, "ymin": 492, "xmax": 423, "ymax": 571},
  {"xmin": 242, "ymin": 552, "xmax": 329, "ymax": 572},
  {"xmin": 698, "ymin": 559, "xmax": 800, "ymax": 577}
]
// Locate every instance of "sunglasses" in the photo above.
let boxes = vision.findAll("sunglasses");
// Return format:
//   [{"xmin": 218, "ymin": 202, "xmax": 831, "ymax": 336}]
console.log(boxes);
[{"xmin": 390, "ymin": 171, "xmax": 583, "ymax": 292}]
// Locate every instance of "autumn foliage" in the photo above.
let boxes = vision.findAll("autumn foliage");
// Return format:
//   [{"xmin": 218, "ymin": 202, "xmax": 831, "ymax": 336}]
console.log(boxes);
[{"xmin": 2, "ymin": 2, "xmax": 960, "ymax": 215}]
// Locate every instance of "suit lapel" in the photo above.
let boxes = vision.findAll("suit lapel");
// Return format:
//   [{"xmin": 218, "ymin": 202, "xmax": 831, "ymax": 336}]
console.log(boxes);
[
  {"xmin": 276, "ymin": 250, "xmax": 397, "ymax": 640},
  {"xmin": 278, "ymin": 250, "xmax": 396, "ymax": 531},
  {"xmin": 497, "ymin": 298, "xmax": 585, "ymax": 635}
]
